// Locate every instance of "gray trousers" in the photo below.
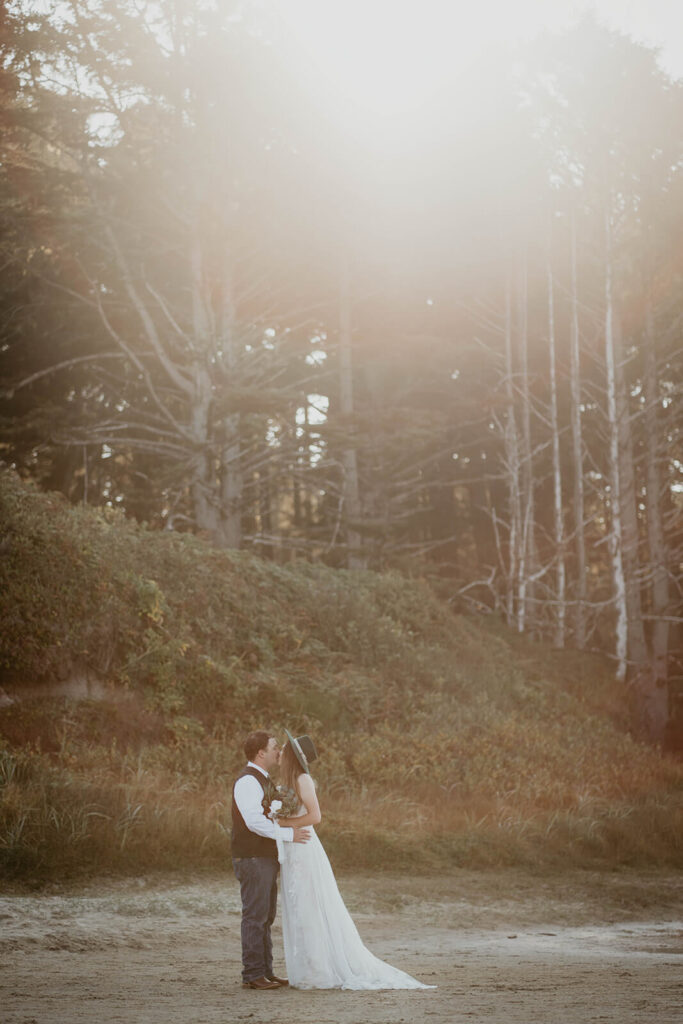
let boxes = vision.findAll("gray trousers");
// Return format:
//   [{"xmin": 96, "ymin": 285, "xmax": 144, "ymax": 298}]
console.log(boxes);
[{"xmin": 232, "ymin": 856, "xmax": 279, "ymax": 982}]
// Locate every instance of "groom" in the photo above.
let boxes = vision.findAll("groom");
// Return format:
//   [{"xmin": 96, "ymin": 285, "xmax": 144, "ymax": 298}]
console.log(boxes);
[{"xmin": 231, "ymin": 730, "xmax": 310, "ymax": 990}]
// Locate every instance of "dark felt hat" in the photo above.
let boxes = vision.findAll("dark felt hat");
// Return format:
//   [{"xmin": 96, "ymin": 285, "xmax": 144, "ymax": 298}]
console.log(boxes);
[{"xmin": 284, "ymin": 729, "xmax": 318, "ymax": 774}]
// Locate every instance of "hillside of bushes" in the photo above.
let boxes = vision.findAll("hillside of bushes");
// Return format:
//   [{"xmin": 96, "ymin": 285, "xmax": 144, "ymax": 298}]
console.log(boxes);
[{"xmin": 1, "ymin": 469, "xmax": 681, "ymax": 884}]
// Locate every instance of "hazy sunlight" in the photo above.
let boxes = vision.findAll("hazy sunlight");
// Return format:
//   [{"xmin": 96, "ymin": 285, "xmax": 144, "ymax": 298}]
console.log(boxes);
[{"xmin": 277, "ymin": 0, "xmax": 587, "ymax": 115}]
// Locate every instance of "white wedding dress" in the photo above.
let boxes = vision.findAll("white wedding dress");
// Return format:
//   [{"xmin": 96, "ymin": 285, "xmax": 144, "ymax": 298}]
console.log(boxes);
[{"xmin": 279, "ymin": 812, "xmax": 433, "ymax": 990}]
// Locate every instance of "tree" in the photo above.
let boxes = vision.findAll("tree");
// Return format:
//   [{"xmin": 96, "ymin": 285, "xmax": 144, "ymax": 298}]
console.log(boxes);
[{"xmin": 2, "ymin": 0, "xmax": 324, "ymax": 543}]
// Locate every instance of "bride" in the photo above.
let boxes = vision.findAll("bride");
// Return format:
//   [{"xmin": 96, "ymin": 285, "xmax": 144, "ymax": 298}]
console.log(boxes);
[{"xmin": 273, "ymin": 730, "xmax": 434, "ymax": 991}]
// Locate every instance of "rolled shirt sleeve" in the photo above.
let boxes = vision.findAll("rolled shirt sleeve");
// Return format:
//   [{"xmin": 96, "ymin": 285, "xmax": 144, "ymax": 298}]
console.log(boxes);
[{"xmin": 233, "ymin": 774, "xmax": 294, "ymax": 843}]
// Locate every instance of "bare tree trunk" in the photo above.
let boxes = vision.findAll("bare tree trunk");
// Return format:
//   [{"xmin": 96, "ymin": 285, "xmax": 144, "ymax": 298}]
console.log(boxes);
[
  {"xmin": 293, "ymin": 396, "xmax": 311, "ymax": 534},
  {"xmin": 258, "ymin": 462, "xmax": 273, "ymax": 541},
  {"xmin": 339, "ymin": 250, "xmax": 364, "ymax": 570},
  {"xmin": 217, "ymin": 245, "xmax": 242, "ymax": 548},
  {"xmin": 604, "ymin": 211, "xmax": 628, "ymax": 682},
  {"xmin": 293, "ymin": 430, "xmax": 303, "ymax": 529},
  {"xmin": 503, "ymin": 273, "xmax": 522, "ymax": 628},
  {"xmin": 614, "ymin": 314, "xmax": 649, "ymax": 666},
  {"xmin": 641, "ymin": 295, "xmax": 670, "ymax": 740},
  {"xmin": 301, "ymin": 399, "xmax": 313, "ymax": 534},
  {"xmin": 188, "ymin": 234, "xmax": 218, "ymax": 535},
  {"xmin": 569, "ymin": 212, "xmax": 587, "ymax": 647},
  {"xmin": 220, "ymin": 418, "xmax": 242, "ymax": 547},
  {"xmin": 517, "ymin": 254, "xmax": 535, "ymax": 632},
  {"xmin": 547, "ymin": 256, "xmax": 566, "ymax": 647},
  {"xmin": 81, "ymin": 445, "xmax": 89, "ymax": 505},
  {"xmin": 190, "ymin": 372, "xmax": 218, "ymax": 535}
]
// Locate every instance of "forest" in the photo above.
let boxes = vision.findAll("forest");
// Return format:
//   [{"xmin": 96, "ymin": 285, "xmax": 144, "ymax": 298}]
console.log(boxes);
[{"xmin": 1, "ymin": 2, "xmax": 682, "ymax": 745}]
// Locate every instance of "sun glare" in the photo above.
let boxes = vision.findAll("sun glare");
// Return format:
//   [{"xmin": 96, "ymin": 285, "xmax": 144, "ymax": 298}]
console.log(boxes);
[{"xmin": 275, "ymin": 0, "xmax": 581, "ymax": 116}]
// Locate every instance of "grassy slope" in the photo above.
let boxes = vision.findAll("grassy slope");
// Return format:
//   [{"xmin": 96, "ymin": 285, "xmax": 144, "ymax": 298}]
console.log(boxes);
[{"xmin": 1, "ymin": 470, "xmax": 681, "ymax": 882}]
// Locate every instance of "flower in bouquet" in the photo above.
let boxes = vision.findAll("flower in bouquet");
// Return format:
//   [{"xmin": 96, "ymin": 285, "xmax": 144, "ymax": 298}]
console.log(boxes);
[
  {"xmin": 268, "ymin": 799, "xmax": 282, "ymax": 820},
  {"xmin": 271, "ymin": 785, "xmax": 300, "ymax": 819}
]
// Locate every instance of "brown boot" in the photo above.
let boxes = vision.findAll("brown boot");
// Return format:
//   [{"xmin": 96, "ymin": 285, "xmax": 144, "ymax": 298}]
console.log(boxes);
[{"xmin": 242, "ymin": 976, "xmax": 281, "ymax": 990}]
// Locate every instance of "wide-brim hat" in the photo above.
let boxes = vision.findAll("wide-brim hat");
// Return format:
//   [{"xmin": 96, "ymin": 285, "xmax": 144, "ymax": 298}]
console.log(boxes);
[{"xmin": 284, "ymin": 729, "xmax": 318, "ymax": 774}]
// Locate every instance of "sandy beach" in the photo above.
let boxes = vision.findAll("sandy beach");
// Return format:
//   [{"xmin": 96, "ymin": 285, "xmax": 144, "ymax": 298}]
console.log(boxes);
[{"xmin": 1, "ymin": 869, "xmax": 681, "ymax": 1024}]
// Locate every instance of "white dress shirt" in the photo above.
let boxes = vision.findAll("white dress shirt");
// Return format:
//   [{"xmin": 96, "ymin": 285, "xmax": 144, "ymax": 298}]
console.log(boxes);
[{"xmin": 233, "ymin": 762, "xmax": 294, "ymax": 843}]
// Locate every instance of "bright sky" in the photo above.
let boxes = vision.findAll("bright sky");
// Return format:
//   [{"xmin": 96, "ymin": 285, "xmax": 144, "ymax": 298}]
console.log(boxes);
[
  {"xmin": 593, "ymin": 0, "xmax": 683, "ymax": 75},
  {"xmin": 277, "ymin": 0, "xmax": 683, "ymax": 114}
]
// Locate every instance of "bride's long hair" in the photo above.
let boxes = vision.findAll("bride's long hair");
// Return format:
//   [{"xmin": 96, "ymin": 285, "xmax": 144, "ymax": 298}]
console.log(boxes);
[{"xmin": 279, "ymin": 742, "xmax": 307, "ymax": 802}]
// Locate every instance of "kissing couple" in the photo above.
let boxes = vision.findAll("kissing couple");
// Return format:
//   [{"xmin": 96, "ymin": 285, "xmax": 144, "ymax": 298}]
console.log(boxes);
[{"xmin": 231, "ymin": 729, "xmax": 434, "ymax": 990}]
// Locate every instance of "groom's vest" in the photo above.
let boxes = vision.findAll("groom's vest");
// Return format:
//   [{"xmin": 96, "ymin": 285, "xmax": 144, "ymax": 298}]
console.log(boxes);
[{"xmin": 231, "ymin": 766, "xmax": 278, "ymax": 859}]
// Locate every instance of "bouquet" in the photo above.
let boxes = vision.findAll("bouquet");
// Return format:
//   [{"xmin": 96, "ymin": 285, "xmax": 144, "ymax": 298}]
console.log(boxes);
[
  {"xmin": 268, "ymin": 786, "xmax": 300, "ymax": 864},
  {"xmin": 270, "ymin": 785, "xmax": 301, "ymax": 820}
]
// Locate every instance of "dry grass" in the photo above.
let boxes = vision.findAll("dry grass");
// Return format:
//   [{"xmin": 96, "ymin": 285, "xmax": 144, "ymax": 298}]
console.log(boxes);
[
  {"xmin": 1, "ymin": 471, "xmax": 682, "ymax": 884},
  {"xmin": 2, "ymin": 738, "xmax": 681, "ymax": 884}
]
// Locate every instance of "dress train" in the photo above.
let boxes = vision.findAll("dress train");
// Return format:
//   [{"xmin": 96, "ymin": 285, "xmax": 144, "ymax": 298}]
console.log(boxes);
[{"xmin": 279, "ymin": 822, "xmax": 434, "ymax": 990}]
